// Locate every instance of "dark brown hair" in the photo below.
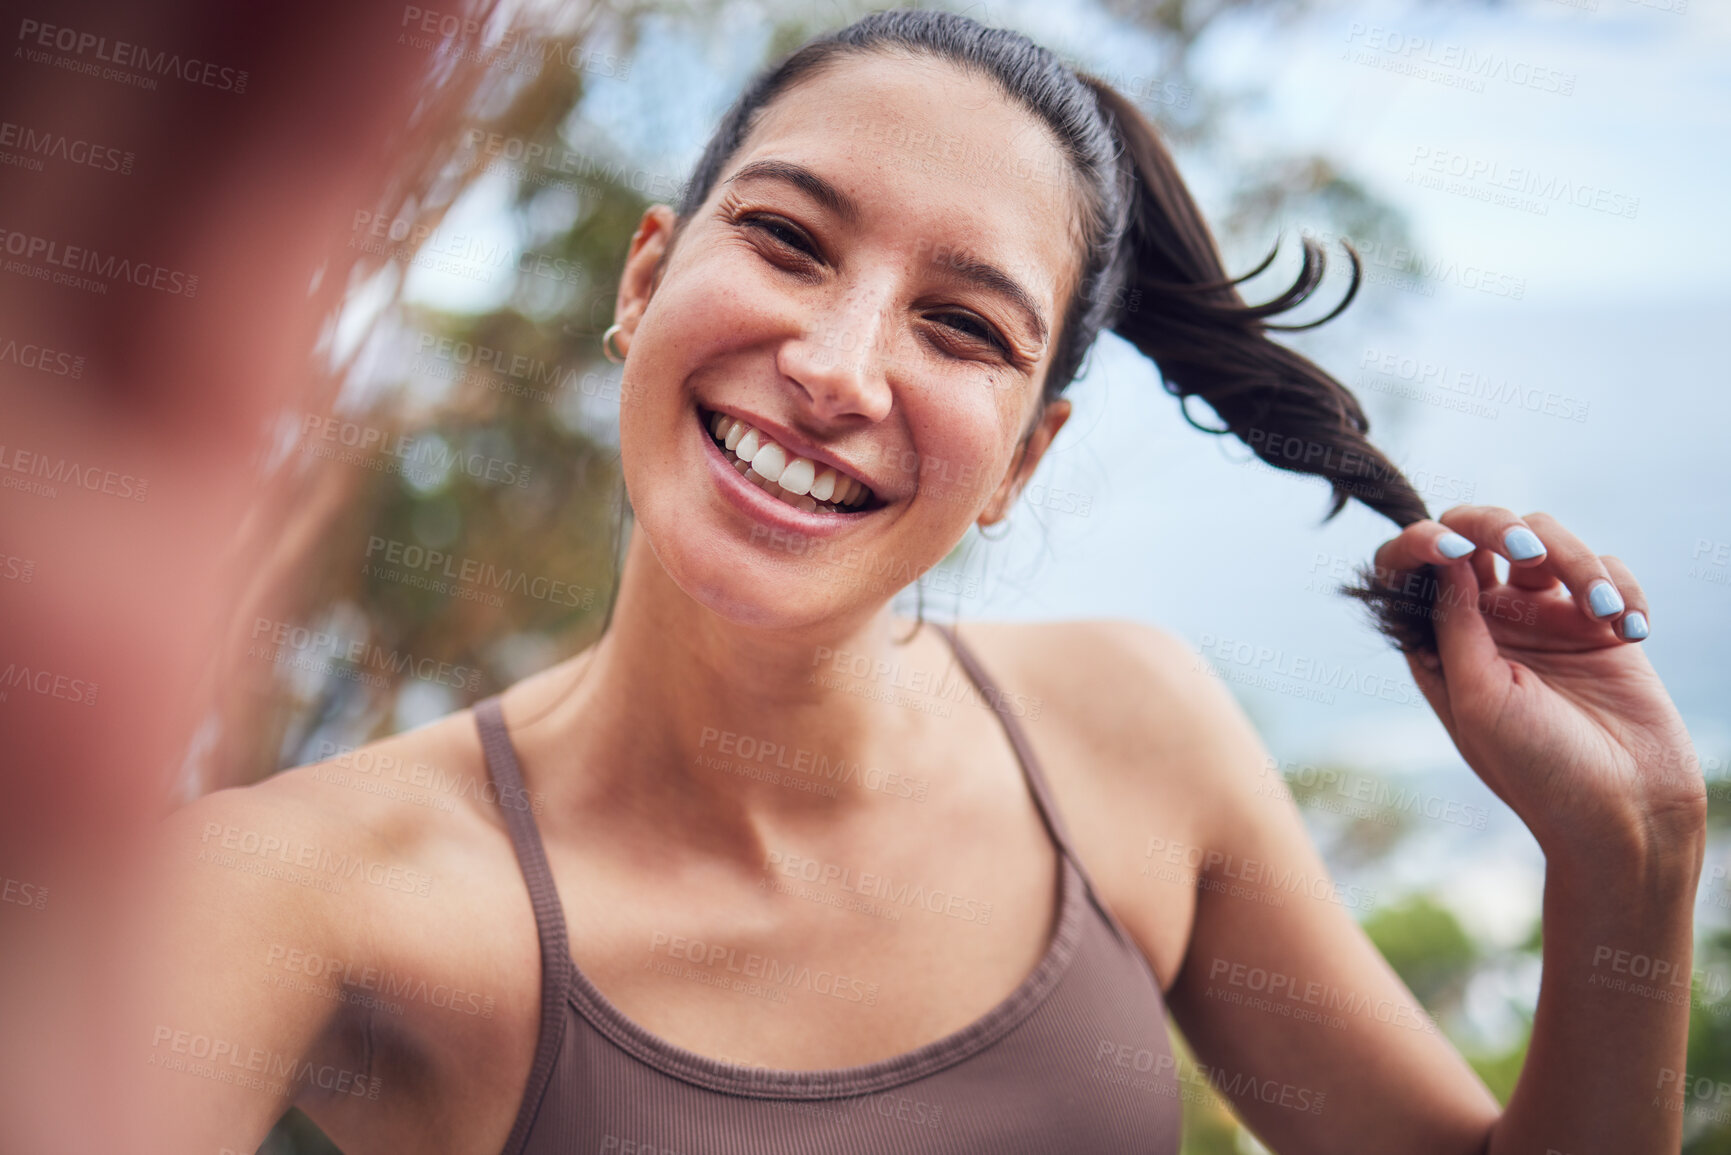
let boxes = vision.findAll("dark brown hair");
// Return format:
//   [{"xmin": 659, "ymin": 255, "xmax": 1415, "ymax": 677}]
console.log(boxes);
[{"xmin": 672, "ymin": 9, "xmax": 1437, "ymax": 651}]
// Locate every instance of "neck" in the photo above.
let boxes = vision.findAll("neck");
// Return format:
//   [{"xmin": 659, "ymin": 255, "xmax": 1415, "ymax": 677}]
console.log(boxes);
[{"xmin": 516, "ymin": 531, "xmax": 949, "ymax": 861}]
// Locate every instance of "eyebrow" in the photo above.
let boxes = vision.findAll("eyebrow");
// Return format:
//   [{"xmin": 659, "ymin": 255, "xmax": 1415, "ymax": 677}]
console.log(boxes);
[
  {"xmin": 724, "ymin": 158, "xmax": 1050, "ymax": 348},
  {"xmin": 726, "ymin": 159, "xmax": 860, "ymax": 224},
  {"xmin": 927, "ymin": 248, "xmax": 1049, "ymax": 347}
]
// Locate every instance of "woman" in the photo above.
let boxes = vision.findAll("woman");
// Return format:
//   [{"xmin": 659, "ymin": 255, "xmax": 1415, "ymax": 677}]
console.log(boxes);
[{"xmin": 146, "ymin": 10, "xmax": 1703, "ymax": 1154}]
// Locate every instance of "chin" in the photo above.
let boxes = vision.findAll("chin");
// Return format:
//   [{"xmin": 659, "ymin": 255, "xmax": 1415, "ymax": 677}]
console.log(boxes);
[
  {"xmin": 617, "ymin": 395, "xmax": 895, "ymax": 632},
  {"xmin": 640, "ymin": 518, "xmax": 866, "ymax": 632}
]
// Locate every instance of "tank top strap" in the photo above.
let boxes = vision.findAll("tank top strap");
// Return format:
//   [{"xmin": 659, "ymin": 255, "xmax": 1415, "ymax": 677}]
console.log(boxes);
[
  {"xmin": 931, "ymin": 622, "xmax": 1084, "ymax": 868},
  {"xmin": 473, "ymin": 696, "xmax": 571, "ymax": 1155},
  {"xmin": 931, "ymin": 622, "xmax": 1158, "ymax": 965}
]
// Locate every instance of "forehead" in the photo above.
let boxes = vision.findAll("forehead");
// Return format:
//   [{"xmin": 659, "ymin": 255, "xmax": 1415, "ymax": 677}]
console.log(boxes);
[{"xmin": 727, "ymin": 52, "xmax": 1082, "ymax": 306}]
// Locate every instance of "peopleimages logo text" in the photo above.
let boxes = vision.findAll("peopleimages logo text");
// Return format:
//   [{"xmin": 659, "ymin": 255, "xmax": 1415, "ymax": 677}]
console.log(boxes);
[
  {"xmin": 0, "ymin": 228, "xmax": 197, "ymax": 296},
  {"xmin": 0, "ymin": 120, "xmax": 134, "ymax": 174},
  {"xmin": 16, "ymin": 19, "xmax": 249, "ymax": 92},
  {"xmin": 300, "ymin": 416, "xmax": 532, "ymax": 488}
]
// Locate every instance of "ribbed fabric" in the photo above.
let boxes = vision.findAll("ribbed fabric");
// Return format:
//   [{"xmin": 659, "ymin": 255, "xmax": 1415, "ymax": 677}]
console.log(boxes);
[{"xmin": 475, "ymin": 623, "xmax": 1182, "ymax": 1154}]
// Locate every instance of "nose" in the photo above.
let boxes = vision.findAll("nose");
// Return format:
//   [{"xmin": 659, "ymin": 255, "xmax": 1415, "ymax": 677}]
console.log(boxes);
[{"xmin": 777, "ymin": 285, "xmax": 894, "ymax": 424}]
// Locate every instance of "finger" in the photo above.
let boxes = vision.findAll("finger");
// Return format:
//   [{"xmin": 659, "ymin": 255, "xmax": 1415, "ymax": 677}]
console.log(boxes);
[
  {"xmin": 1437, "ymin": 505, "xmax": 1551, "ymax": 571},
  {"xmin": 1431, "ymin": 559, "xmax": 1510, "ymax": 706},
  {"xmin": 1511, "ymin": 512, "xmax": 1629, "ymax": 624},
  {"xmin": 1470, "ymin": 544, "xmax": 1498, "ymax": 591},
  {"xmin": 1403, "ymin": 649, "xmax": 1455, "ymax": 734},
  {"xmin": 1502, "ymin": 511, "xmax": 1571, "ymax": 593},
  {"xmin": 1599, "ymin": 555, "xmax": 1652, "ymax": 643},
  {"xmin": 1370, "ymin": 518, "xmax": 1481, "ymax": 577}
]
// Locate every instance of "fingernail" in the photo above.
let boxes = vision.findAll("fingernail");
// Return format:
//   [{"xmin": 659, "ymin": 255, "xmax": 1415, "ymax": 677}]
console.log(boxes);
[
  {"xmin": 1587, "ymin": 581, "xmax": 1624, "ymax": 618},
  {"xmin": 1437, "ymin": 532, "xmax": 1476, "ymax": 559},
  {"xmin": 1504, "ymin": 526, "xmax": 1546, "ymax": 561},
  {"xmin": 1621, "ymin": 611, "xmax": 1649, "ymax": 641}
]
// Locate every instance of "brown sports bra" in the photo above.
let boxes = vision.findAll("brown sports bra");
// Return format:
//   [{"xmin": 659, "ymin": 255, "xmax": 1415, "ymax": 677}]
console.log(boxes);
[{"xmin": 473, "ymin": 622, "xmax": 1182, "ymax": 1154}]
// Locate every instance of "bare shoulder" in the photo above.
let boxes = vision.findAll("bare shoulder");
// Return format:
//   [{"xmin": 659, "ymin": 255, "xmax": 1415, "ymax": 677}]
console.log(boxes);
[
  {"xmin": 169, "ymin": 706, "xmax": 497, "ymax": 869},
  {"xmin": 947, "ymin": 617, "xmax": 1268, "ymax": 789},
  {"xmin": 945, "ymin": 618, "xmax": 1276, "ymax": 987},
  {"xmin": 152, "ymin": 706, "xmax": 542, "ymax": 1151},
  {"xmin": 155, "ymin": 705, "xmax": 512, "ymax": 982}
]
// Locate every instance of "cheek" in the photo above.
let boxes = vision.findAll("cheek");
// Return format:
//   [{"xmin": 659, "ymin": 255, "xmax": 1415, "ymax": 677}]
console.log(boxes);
[
  {"xmin": 617, "ymin": 274, "xmax": 745, "ymax": 440},
  {"xmin": 901, "ymin": 399, "xmax": 1014, "ymax": 517},
  {"xmin": 641, "ymin": 239, "xmax": 788, "ymax": 356}
]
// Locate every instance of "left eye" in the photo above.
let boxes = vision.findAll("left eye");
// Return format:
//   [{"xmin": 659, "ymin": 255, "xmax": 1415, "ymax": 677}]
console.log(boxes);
[
  {"xmin": 931, "ymin": 312, "xmax": 1007, "ymax": 354},
  {"xmin": 745, "ymin": 215, "xmax": 815, "ymax": 256}
]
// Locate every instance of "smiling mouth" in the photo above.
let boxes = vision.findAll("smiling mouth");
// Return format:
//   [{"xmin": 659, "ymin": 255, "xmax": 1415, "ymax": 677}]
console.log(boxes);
[{"xmin": 700, "ymin": 407, "xmax": 880, "ymax": 516}]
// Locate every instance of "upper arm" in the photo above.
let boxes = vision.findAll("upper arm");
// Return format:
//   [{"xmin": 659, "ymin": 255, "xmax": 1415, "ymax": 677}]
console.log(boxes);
[
  {"xmin": 1054, "ymin": 621, "xmax": 1502, "ymax": 1153},
  {"xmin": 137, "ymin": 782, "xmax": 378, "ymax": 1154}
]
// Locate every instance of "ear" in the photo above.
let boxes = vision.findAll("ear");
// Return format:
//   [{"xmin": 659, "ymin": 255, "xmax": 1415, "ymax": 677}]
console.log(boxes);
[
  {"xmin": 978, "ymin": 399, "xmax": 1071, "ymax": 526},
  {"xmin": 610, "ymin": 204, "xmax": 680, "ymax": 358}
]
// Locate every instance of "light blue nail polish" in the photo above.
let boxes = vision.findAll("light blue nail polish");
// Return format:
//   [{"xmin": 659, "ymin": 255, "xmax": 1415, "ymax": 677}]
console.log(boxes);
[
  {"xmin": 1587, "ymin": 581, "xmax": 1624, "ymax": 618},
  {"xmin": 1504, "ymin": 526, "xmax": 1546, "ymax": 561},
  {"xmin": 1621, "ymin": 611, "xmax": 1649, "ymax": 641},
  {"xmin": 1437, "ymin": 532, "xmax": 1476, "ymax": 559}
]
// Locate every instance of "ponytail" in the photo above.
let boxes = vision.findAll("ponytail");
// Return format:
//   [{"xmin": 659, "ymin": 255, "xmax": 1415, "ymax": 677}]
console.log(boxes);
[{"xmin": 1080, "ymin": 79, "xmax": 1440, "ymax": 653}]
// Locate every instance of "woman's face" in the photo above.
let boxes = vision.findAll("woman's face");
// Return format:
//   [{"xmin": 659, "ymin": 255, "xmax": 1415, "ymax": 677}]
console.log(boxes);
[{"xmin": 612, "ymin": 52, "xmax": 1081, "ymax": 629}]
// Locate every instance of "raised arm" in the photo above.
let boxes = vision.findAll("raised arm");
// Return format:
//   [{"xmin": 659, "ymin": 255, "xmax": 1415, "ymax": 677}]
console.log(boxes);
[
  {"xmin": 1372, "ymin": 507, "xmax": 1703, "ymax": 1153},
  {"xmin": 1113, "ymin": 626, "xmax": 1505, "ymax": 1153},
  {"xmin": 1083, "ymin": 503, "xmax": 1700, "ymax": 1153},
  {"xmin": 135, "ymin": 782, "xmax": 382, "ymax": 1155}
]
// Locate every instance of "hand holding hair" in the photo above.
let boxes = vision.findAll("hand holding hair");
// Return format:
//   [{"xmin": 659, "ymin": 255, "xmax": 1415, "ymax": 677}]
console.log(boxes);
[{"xmin": 1370, "ymin": 506, "xmax": 1700, "ymax": 868}]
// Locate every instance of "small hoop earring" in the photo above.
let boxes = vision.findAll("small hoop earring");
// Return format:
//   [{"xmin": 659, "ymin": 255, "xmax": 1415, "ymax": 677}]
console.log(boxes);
[
  {"xmin": 601, "ymin": 323, "xmax": 627, "ymax": 364},
  {"xmin": 977, "ymin": 517, "xmax": 1011, "ymax": 542}
]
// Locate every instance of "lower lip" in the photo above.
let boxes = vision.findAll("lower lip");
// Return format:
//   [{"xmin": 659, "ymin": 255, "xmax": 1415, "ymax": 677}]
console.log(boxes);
[{"xmin": 697, "ymin": 409, "xmax": 874, "ymax": 539}]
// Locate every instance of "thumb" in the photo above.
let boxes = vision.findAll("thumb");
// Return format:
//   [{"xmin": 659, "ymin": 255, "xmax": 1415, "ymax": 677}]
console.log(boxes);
[
  {"xmin": 1404, "ymin": 649, "xmax": 1454, "ymax": 733},
  {"xmin": 1432, "ymin": 560, "xmax": 1509, "ymax": 707}
]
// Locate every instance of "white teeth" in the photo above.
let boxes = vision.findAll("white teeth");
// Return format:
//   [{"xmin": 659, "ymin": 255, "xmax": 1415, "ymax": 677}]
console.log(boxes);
[
  {"xmin": 778, "ymin": 457, "xmax": 815, "ymax": 496},
  {"xmin": 752, "ymin": 442, "xmax": 787, "ymax": 484},
  {"xmin": 706, "ymin": 410, "xmax": 872, "ymax": 512},
  {"xmin": 735, "ymin": 428, "xmax": 762, "ymax": 462}
]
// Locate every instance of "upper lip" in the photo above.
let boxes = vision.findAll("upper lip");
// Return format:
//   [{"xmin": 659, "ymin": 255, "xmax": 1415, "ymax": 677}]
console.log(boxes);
[{"xmin": 703, "ymin": 406, "xmax": 887, "ymax": 499}]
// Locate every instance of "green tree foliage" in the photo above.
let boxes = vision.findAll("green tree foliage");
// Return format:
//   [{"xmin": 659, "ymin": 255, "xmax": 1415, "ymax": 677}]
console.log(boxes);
[{"xmin": 1362, "ymin": 894, "xmax": 1478, "ymax": 1016}]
